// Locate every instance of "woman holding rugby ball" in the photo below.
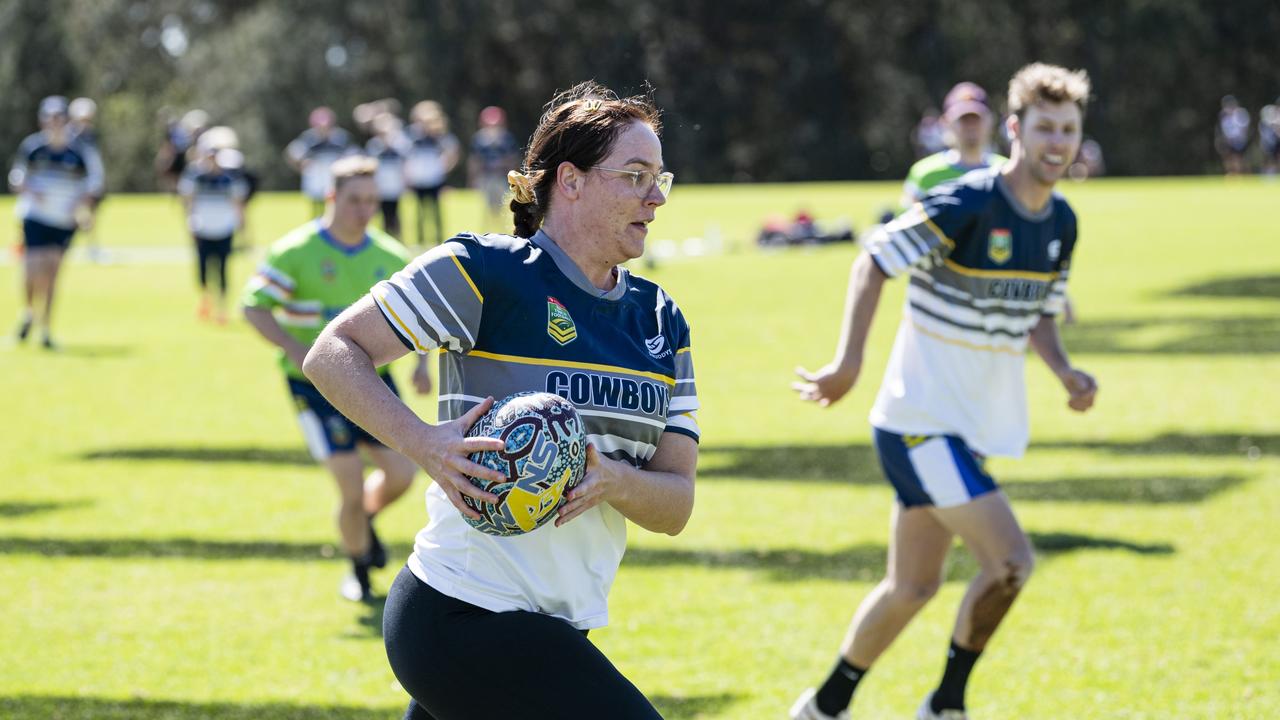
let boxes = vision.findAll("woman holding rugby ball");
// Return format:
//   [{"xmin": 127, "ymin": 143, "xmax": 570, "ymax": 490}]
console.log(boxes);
[{"xmin": 303, "ymin": 81, "xmax": 699, "ymax": 720}]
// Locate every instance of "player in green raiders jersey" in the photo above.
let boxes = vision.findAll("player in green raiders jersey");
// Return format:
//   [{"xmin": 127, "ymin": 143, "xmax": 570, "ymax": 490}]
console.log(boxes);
[
  {"xmin": 899, "ymin": 82, "xmax": 1007, "ymax": 211},
  {"xmin": 243, "ymin": 156, "xmax": 430, "ymax": 602}
]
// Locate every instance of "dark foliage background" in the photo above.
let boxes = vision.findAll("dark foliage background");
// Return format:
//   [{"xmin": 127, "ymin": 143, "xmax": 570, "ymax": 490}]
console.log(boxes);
[{"xmin": 2, "ymin": 0, "xmax": 1276, "ymax": 191}]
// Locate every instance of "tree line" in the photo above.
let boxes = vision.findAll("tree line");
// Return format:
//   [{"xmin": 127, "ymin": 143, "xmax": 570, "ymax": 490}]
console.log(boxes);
[{"xmin": 3, "ymin": 0, "xmax": 1277, "ymax": 192}]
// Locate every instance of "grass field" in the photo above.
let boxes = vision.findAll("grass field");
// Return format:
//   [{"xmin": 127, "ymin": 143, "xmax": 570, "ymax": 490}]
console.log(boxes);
[{"xmin": 1, "ymin": 178, "xmax": 1277, "ymax": 719}]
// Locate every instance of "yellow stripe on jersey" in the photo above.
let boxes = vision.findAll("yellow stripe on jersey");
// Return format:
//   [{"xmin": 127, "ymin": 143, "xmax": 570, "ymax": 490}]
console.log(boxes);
[
  {"xmin": 375, "ymin": 288, "xmax": 430, "ymax": 353},
  {"xmin": 448, "ymin": 252, "xmax": 484, "ymax": 304},
  {"xmin": 918, "ymin": 205, "xmax": 957, "ymax": 249},
  {"xmin": 677, "ymin": 346, "xmax": 692, "ymax": 354},
  {"xmin": 910, "ymin": 318, "xmax": 1024, "ymax": 356},
  {"xmin": 467, "ymin": 349, "xmax": 677, "ymax": 386},
  {"xmin": 943, "ymin": 258, "xmax": 1057, "ymax": 281}
]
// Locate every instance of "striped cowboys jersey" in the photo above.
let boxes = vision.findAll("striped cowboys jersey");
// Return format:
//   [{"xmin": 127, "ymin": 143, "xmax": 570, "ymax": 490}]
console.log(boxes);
[
  {"xmin": 365, "ymin": 135, "xmax": 407, "ymax": 201},
  {"xmin": 243, "ymin": 221, "xmax": 410, "ymax": 379},
  {"xmin": 866, "ymin": 168, "xmax": 1076, "ymax": 458},
  {"xmin": 285, "ymin": 128, "xmax": 356, "ymax": 200},
  {"xmin": 404, "ymin": 126, "xmax": 459, "ymax": 189},
  {"xmin": 899, "ymin": 149, "xmax": 1007, "ymax": 211},
  {"xmin": 373, "ymin": 230, "xmax": 700, "ymax": 629},
  {"xmin": 177, "ymin": 166, "xmax": 249, "ymax": 239},
  {"xmin": 8, "ymin": 132, "xmax": 104, "ymax": 230}
]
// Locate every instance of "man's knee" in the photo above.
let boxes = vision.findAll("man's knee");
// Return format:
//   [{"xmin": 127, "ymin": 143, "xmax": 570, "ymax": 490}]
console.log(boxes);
[
  {"xmin": 1001, "ymin": 549, "xmax": 1035, "ymax": 592},
  {"xmin": 886, "ymin": 577, "xmax": 942, "ymax": 606}
]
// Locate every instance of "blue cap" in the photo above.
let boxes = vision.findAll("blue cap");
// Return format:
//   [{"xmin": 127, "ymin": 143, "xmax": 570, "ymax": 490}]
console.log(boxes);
[{"xmin": 39, "ymin": 95, "xmax": 69, "ymax": 119}]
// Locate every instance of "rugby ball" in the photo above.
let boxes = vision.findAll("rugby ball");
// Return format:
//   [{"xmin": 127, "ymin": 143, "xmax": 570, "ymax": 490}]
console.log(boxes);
[{"xmin": 461, "ymin": 392, "xmax": 587, "ymax": 536}]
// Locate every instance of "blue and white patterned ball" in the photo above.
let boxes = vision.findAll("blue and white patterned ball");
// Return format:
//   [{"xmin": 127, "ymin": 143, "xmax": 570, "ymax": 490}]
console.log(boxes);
[{"xmin": 461, "ymin": 392, "xmax": 587, "ymax": 536}]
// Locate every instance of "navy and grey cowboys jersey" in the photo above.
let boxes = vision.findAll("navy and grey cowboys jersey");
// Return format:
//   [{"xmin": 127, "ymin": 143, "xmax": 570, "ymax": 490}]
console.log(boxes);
[
  {"xmin": 372, "ymin": 230, "xmax": 698, "ymax": 629},
  {"xmin": 865, "ymin": 167, "xmax": 1077, "ymax": 457},
  {"xmin": 9, "ymin": 132, "xmax": 105, "ymax": 230}
]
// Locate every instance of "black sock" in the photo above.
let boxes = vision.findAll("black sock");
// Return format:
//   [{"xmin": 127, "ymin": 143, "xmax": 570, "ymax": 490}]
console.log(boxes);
[
  {"xmin": 367, "ymin": 514, "xmax": 387, "ymax": 568},
  {"xmin": 931, "ymin": 640, "xmax": 982, "ymax": 712},
  {"xmin": 351, "ymin": 555, "xmax": 372, "ymax": 591},
  {"xmin": 815, "ymin": 656, "xmax": 867, "ymax": 715}
]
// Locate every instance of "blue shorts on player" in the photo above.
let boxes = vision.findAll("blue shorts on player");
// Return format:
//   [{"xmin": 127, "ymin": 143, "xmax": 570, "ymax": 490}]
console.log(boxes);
[
  {"xmin": 288, "ymin": 372, "xmax": 397, "ymax": 460},
  {"xmin": 23, "ymin": 218, "xmax": 76, "ymax": 251},
  {"xmin": 873, "ymin": 427, "xmax": 998, "ymax": 508}
]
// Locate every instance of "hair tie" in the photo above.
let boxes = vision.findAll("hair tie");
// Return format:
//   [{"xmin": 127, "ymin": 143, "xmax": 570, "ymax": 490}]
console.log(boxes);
[
  {"xmin": 507, "ymin": 170, "xmax": 535, "ymax": 204},
  {"xmin": 583, "ymin": 99, "xmax": 603, "ymax": 113}
]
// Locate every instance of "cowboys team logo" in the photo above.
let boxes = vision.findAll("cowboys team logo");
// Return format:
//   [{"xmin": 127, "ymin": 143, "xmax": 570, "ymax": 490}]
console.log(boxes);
[
  {"xmin": 987, "ymin": 228, "xmax": 1012, "ymax": 265},
  {"xmin": 546, "ymin": 296, "xmax": 577, "ymax": 345},
  {"xmin": 1047, "ymin": 239, "xmax": 1062, "ymax": 263}
]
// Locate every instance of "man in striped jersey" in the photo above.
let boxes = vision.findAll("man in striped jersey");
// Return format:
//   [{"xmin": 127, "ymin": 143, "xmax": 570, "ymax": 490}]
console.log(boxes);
[
  {"xmin": 8, "ymin": 96, "xmax": 105, "ymax": 349},
  {"xmin": 792, "ymin": 63, "xmax": 1098, "ymax": 720},
  {"xmin": 243, "ymin": 156, "xmax": 427, "ymax": 602},
  {"xmin": 303, "ymin": 82, "xmax": 697, "ymax": 719}
]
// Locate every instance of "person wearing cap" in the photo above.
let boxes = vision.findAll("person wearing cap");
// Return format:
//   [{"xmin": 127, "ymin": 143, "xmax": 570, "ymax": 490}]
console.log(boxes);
[
  {"xmin": 405, "ymin": 100, "xmax": 461, "ymax": 247},
  {"xmin": 285, "ymin": 106, "xmax": 357, "ymax": 217},
  {"xmin": 178, "ymin": 127, "xmax": 249, "ymax": 323},
  {"xmin": 899, "ymin": 82, "xmax": 1007, "ymax": 211},
  {"xmin": 68, "ymin": 97, "xmax": 107, "ymax": 261},
  {"xmin": 7, "ymin": 95, "xmax": 105, "ymax": 349},
  {"xmin": 467, "ymin": 105, "xmax": 520, "ymax": 229}
]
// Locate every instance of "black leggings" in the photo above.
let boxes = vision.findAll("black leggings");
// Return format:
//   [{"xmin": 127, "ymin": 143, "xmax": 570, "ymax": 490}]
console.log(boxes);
[
  {"xmin": 194, "ymin": 236, "xmax": 232, "ymax": 293},
  {"xmin": 383, "ymin": 566, "xmax": 662, "ymax": 720},
  {"xmin": 381, "ymin": 199, "xmax": 402, "ymax": 238}
]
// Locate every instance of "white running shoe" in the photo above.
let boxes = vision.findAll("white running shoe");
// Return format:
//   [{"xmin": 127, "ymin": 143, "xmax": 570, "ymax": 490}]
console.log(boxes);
[
  {"xmin": 789, "ymin": 688, "xmax": 850, "ymax": 720},
  {"xmin": 916, "ymin": 694, "xmax": 969, "ymax": 720}
]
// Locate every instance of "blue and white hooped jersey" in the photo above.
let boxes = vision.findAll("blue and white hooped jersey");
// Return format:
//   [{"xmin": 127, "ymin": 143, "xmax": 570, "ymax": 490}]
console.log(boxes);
[
  {"xmin": 373, "ymin": 230, "xmax": 699, "ymax": 629},
  {"xmin": 177, "ymin": 167, "xmax": 249, "ymax": 239},
  {"xmin": 285, "ymin": 128, "xmax": 356, "ymax": 200},
  {"xmin": 864, "ymin": 168, "xmax": 1077, "ymax": 458},
  {"xmin": 9, "ymin": 132, "xmax": 104, "ymax": 230}
]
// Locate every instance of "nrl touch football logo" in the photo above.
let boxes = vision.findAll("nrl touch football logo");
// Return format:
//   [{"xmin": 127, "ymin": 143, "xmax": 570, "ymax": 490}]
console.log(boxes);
[{"xmin": 546, "ymin": 297, "xmax": 577, "ymax": 345}]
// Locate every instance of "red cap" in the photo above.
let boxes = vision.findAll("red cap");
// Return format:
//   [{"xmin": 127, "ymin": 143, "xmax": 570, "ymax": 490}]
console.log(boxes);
[{"xmin": 943, "ymin": 82, "xmax": 991, "ymax": 121}]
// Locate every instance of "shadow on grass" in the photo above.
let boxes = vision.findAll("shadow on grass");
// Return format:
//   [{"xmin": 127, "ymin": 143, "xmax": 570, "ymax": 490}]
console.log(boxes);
[
  {"xmin": 52, "ymin": 343, "xmax": 134, "ymax": 358},
  {"xmin": 1059, "ymin": 314, "xmax": 1280, "ymax": 354},
  {"xmin": 698, "ymin": 435, "xmax": 1270, "ymax": 483},
  {"xmin": 652, "ymin": 692, "xmax": 740, "ymax": 718},
  {"xmin": 345, "ymin": 596, "xmax": 387, "ymax": 640},
  {"xmin": 0, "ymin": 536, "xmax": 415, "ymax": 562},
  {"xmin": 0, "ymin": 695, "xmax": 399, "ymax": 720},
  {"xmin": 622, "ymin": 531, "xmax": 1172, "ymax": 583},
  {"xmin": 1169, "ymin": 274, "xmax": 1280, "ymax": 300},
  {"xmin": 80, "ymin": 446, "xmax": 313, "ymax": 466},
  {"xmin": 1002, "ymin": 475, "xmax": 1245, "ymax": 504},
  {"xmin": 0, "ymin": 499, "xmax": 92, "ymax": 519}
]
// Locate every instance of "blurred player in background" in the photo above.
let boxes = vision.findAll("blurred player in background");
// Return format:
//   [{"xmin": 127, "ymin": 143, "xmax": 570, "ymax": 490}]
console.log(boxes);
[
  {"xmin": 900, "ymin": 82, "xmax": 1006, "ymax": 210},
  {"xmin": 68, "ymin": 97, "xmax": 106, "ymax": 262},
  {"xmin": 791, "ymin": 63, "xmax": 1098, "ymax": 720},
  {"xmin": 243, "ymin": 156, "xmax": 426, "ymax": 602},
  {"xmin": 178, "ymin": 127, "xmax": 248, "ymax": 323},
  {"xmin": 468, "ymin": 105, "xmax": 520, "ymax": 230},
  {"xmin": 366, "ymin": 112, "xmax": 409, "ymax": 239},
  {"xmin": 1215, "ymin": 95, "xmax": 1250, "ymax": 176},
  {"xmin": 285, "ymin": 106, "xmax": 356, "ymax": 218},
  {"xmin": 405, "ymin": 101, "xmax": 460, "ymax": 247},
  {"xmin": 1258, "ymin": 103, "xmax": 1280, "ymax": 176},
  {"xmin": 8, "ymin": 96, "xmax": 104, "ymax": 349}
]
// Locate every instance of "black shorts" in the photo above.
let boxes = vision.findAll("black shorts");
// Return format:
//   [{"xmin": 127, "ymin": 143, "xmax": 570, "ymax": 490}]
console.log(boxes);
[
  {"xmin": 288, "ymin": 373, "xmax": 397, "ymax": 459},
  {"xmin": 383, "ymin": 567, "xmax": 662, "ymax": 720},
  {"xmin": 195, "ymin": 235, "xmax": 233, "ymax": 257},
  {"xmin": 412, "ymin": 185, "xmax": 443, "ymax": 201},
  {"xmin": 22, "ymin": 218, "xmax": 75, "ymax": 250}
]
